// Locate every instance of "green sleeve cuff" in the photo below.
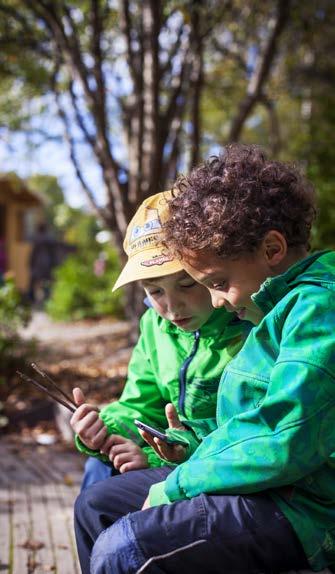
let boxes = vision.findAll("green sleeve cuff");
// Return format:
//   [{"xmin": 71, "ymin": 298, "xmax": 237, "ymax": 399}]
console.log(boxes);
[
  {"xmin": 165, "ymin": 465, "xmax": 186, "ymax": 502},
  {"xmin": 165, "ymin": 428, "xmax": 200, "ymax": 460},
  {"xmin": 148, "ymin": 481, "xmax": 171, "ymax": 507},
  {"xmin": 142, "ymin": 446, "xmax": 177, "ymax": 468}
]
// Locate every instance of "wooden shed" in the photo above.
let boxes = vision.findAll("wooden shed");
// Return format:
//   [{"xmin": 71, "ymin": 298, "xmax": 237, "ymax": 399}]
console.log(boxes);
[{"xmin": 0, "ymin": 175, "xmax": 44, "ymax": 291}]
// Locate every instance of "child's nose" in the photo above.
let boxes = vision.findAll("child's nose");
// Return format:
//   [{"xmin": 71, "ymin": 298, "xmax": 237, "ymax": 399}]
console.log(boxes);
[
  {"xmin": 167, "ymin": 296, "xmax": 184, "ymax": 314},
  {"xmin": 210, "ymin": 290, "xmax": 226, "ymax": 309}
]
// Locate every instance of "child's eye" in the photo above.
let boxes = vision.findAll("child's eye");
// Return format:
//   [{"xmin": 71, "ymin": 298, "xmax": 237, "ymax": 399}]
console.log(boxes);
[
  {"xmin": 148, "ymin": 289, "xmax": 162, "ymax": 297},
  {"xmin": 180, "ymin": 281, "xmax": 196, "ymax": 289},
  {"xmin": 212, "ymin": 282, "xmax": 227, "ymax": 291}
]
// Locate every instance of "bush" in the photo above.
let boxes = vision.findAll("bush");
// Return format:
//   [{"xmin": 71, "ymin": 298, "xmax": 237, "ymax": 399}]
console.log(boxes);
[
  {"xmin": 46, "ymin": 245, "xmax": 124, "ymax": 321},
  {"xmin": 0, "ymin": 275, "xmax": 32, "ymax": 384}
]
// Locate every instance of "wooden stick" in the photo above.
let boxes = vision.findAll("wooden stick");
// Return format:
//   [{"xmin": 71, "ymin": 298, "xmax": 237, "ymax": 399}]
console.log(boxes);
[
  {"xmin": 16, "ymin": 371, "xmax": 76, "ymax": 413},
  {"xmin": 31, "ymin": 362, "xmax": 76, "ymax": 408}
]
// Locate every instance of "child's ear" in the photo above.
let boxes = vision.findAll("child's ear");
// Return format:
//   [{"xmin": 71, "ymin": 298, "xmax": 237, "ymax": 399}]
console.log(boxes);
[{"xmin": 263, "ymin": 230, "xmax": 287, "ymax": 267}]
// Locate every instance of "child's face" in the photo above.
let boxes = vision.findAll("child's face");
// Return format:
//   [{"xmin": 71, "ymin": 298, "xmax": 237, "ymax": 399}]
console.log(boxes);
[
  {"xmin": 142, "ymin": 270, "xmax": 214, "ymax": 332},
  {"xmin": 181, "ymin": 249, "xmax": 274, "ymax": 325}
]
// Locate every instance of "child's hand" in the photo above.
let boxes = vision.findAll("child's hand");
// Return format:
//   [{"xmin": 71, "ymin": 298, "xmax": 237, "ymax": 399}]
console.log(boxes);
[
  {"xmin": 100, "ymin": 434, "xmax": 149, "ymax": 473},
  {"xmin": 139, "ymin": 403, "xmax": 187, "ymax": 463},
  {"xmin": 70, "ymin": 387, "xmax": 107, "ymax": 451},
  {"xmin": 142, "ymin": 495, "xmax": 150, "ymax": 510}
]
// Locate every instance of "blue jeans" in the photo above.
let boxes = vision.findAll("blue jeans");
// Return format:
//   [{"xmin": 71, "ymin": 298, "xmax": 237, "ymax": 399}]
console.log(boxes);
[
  {"xmin": 74, "ymin": 467, "xmax": 309, "ymax": 574},
  {"xmin": 81, "ymin": 457, "xmax": 114, "ymax": 491},
  {"xmin": 75, "ymin": 467, "xmax": 172, "ymax": 574}
]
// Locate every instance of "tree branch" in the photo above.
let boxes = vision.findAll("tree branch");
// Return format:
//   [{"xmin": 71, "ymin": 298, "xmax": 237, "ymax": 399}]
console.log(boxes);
[
  {"xmin": 159, "ymin": 22, "xmax": 184, "ymax": 82},
  {"xmin": 52, "ymin": 65, "xmax": 111, "ymax": 226},
  {"xmin": 161, "ymin": 115, "xmax": 183, "ymax": 186},
  {"xmin": 28, "ymin": 0, "xmax": 128, "ymax": 231},
  {"xmin": 261, "ymin": 94, "xmax": 281, "ymax": 156},
  {"xmin": 140, "ymin": 0, "xmax": 161, "ymax": 197},
  {"xmin": 161, "ymin": 46, "xmax": 192, "ymax": 142},
  {"xmin": 90, "ymin": 1, "xmax": 107, "ymax": 120},
  {"xmin": 228, "ymin": 0, "xmax": 290, "ymax": 142},
  {"xmin": 212, "ymin": 38, "xmax": 246, "ymax": 71},
  {"xmin": 119, "ymin": 0, "xmax": 140, "ymax": 89},
  {"xmin": 189, "ymin": 0, "xmax": 204, "ymax": 169}
]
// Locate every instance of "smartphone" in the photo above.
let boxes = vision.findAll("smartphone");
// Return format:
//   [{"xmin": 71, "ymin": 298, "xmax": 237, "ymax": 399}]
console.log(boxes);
[{"xmin": 134, "ymin": 420, "xmax": 186, "ymax": 446}]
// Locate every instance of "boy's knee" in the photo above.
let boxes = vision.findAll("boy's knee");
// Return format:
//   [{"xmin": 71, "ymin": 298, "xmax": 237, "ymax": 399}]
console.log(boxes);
[
  {"xmin": 91, "ymin": 515, "xmax": 144, "ymax": 574},
  {"xmin": 74, "ymin": 490, "xmax": 89, "ymax": 527},
  {"xmin": 75, "ymin": 484, "xmax": 105, "ymax": 526}
]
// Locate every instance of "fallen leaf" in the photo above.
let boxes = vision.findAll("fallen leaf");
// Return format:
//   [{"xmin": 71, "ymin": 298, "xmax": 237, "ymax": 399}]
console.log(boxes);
[
  {"xmin": 63, "ymin": 474, "xmax": 74, "ymax": 486},
  {"xmin": 21, "ymin": 539, "xmax": 45, "ymax": 551},
  {"xmin": 27, "ymin": 555, "xmax": 40, "ymax": 572}
]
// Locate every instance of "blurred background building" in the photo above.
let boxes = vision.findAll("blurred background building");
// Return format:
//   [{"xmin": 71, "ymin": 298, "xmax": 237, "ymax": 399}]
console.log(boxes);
[{"xmin": 0, "ymin": 175, "xmax": 44, "ymax": 290}]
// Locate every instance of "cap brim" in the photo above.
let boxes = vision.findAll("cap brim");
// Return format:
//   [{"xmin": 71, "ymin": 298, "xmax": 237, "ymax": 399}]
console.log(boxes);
[{"xmin": 112, "ymin": 249, "xmax": 184, "ymax": 291}]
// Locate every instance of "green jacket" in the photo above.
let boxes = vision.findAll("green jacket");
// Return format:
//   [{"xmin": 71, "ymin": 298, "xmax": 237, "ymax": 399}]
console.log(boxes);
[
  {"xmin": 150, "ymin": 251, "xmax": 335, "ymax": 571},
  {"xmin": 76, "ymin": 306, "xmax": 247, "ymax": 467}
]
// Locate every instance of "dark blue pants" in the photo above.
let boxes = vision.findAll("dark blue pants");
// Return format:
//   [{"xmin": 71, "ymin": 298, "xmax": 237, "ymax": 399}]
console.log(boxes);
[
  {"xmin": 74, "ymin": 467, "xmax": 309, "ymax": 574},
  {"xmin": 81, "ymin": 457, "xmax": 114, "ymax": 491}
]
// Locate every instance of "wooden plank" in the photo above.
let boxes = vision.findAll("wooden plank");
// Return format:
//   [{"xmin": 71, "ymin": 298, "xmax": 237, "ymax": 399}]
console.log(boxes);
[
  {"xmin": 28, "ymin": 483, "xmax": 56, "ymax": 574},
  {"xmin": 0, "ymin": 443, "xmax": 42, "ymax": 487},
  {"xmin": 18, "ymin": 444, "xmax": 84, "ymax": 489},
  {"xmin": 57, "ymin": 481, "xmax": 81, "ymax": 574},
  {"xmin": 32, "ymin": 447, "xmax": 82, "ymax": 572},
  {"xmin": 47, "ymin": 480, "xmax": 80, "ymax": 574},
  {"xmin": 0, "ymin": 439, "xmax": 83, "ymax": 574},
  {"xmin": 0, "ymin": 485, "xmax": 11, "ymax": 574},
  {"xmin": 22, "ymin": 451, "xmax": 81, "ymax": 573},
  {"xmin": 11, "ymin": 484, "xmax": 32, "ymax": 574}
]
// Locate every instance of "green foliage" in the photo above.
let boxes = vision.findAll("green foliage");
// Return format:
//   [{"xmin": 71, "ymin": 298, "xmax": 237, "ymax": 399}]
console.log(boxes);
[
  {"xmin": 0, "ymin": 275, "xmax": 32, "ymax": 382},
  {"xmin": 46, "ymin": 245, "xmax": 124, "ymax": 321},
  {"xmin": 0, "ymin": 275, "xmax": 30, "ymax": 332},
  {"xmin": 309, "ymin": 166, "xmax": 335, "ymax": 251}
]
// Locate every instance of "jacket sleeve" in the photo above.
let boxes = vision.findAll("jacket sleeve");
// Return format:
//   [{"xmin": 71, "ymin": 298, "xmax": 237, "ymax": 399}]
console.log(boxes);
[
  {"xmin": 162, "ymin": 289, "xmax": 335, "ymax": 502},
  {"xmin": 76, "ymin": 312, "xmax": 169, "ymax": 467}
]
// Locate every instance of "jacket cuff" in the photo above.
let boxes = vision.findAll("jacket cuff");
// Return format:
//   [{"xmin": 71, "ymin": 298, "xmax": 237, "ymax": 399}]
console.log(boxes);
[
  {"xmin": 142, "ymin": 446, "xmax": 177, "ymax": 468},
  {"xmin": 164, "ymin": 466, "xmax": 187, "ymax": 502},
  {"xmin": 149, "ymin": 481, "xmax": 171, "ymax": 507},
  {"xmin": 165, "ymin": 428, "xmax": 200, "ymax": 460}
]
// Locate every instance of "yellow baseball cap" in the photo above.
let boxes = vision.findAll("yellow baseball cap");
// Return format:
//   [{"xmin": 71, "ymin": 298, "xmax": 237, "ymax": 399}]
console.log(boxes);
[{"xmin": 112, "ymin": 190, "xmax": 183, "ymax": 291}]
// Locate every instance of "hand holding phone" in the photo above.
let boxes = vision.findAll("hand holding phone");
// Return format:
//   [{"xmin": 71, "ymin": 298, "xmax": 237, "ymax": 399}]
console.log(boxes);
[
  {"xmin": 134, "ymin": 420, "xmax": 186, "ymax": 445},
  {"xmin": 135, "ymin": 404, "xmax": 189, "ymax": 464}
]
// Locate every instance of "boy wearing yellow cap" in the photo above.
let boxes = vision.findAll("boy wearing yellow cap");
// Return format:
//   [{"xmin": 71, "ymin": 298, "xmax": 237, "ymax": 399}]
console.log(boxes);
[{"xmin": 71, "ymin": 191, "xmax": 248, "ymax": 493}]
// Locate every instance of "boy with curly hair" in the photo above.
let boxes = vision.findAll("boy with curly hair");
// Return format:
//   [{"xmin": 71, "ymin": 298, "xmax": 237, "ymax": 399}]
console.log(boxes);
[{"xmin": 77, "ymin": 145, "xmax": 335, "ymax": 574}]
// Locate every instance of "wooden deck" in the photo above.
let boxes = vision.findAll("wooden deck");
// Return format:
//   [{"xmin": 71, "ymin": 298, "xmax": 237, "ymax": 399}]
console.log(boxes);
[{"xmin": 0, "ymin": 437, "xmax": 85, "ymax": 574}]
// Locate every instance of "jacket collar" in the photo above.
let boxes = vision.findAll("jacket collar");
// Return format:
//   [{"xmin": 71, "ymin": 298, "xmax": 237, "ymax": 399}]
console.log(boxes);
[
  {"xmin": 252, "ymin": 250, "xmax": 334, "ymax": 315},
  {"xmin": 159, "ymin": 306, "xmax": 241, "ymax": 339}
]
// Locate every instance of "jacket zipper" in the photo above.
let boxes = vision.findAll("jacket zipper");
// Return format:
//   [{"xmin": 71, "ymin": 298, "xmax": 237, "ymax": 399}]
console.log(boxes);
[{"xmin": 178, "ymin": 330, "xmax": 201, "ymax": 417}]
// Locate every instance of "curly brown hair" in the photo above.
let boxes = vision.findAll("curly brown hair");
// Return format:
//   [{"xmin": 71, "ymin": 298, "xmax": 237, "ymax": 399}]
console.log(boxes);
[{"xmin": 163, "ymin": 144, "xmax": 316, "ymax": 258}]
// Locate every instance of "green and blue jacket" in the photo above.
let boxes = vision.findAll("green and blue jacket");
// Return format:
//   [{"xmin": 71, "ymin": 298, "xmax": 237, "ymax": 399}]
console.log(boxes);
[
  {"xmin": 150, "ymin": 251, "xmax": 335, "ymax": 571},
  {"xmin": 76, "ymin": 305, "xmax": 247, "ymax": 467}
]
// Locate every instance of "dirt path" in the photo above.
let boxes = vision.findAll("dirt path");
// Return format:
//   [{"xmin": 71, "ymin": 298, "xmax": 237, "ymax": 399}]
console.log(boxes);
[
  {"xmin": 19, "ymin": 311, "xmax": 132, "ymax": 377},
  {"xmin": 4, "ymin": 312, "xmax": 133, "ymax": 440},
  {"xmin": 18, "ymin": 311, "xmax": 133, "ymax": 395}
]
